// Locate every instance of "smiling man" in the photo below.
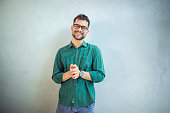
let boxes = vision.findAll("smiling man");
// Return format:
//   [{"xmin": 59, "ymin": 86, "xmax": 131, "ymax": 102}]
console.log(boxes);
[{"xmin": 52, "ymin": 14, "xmax": 105, "ymax": 113}]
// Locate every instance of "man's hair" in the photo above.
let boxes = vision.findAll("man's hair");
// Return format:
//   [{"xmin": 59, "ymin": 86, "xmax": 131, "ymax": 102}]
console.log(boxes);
[{"xmin": 73, "ymin": 14, "xmax": 90, "ymax": 27}]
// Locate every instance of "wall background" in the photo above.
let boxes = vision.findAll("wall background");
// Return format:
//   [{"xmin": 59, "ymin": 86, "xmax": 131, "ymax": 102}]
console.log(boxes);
[{"xmin": 0, "ymin": 0, "xmax": 170, "ymax": 113}]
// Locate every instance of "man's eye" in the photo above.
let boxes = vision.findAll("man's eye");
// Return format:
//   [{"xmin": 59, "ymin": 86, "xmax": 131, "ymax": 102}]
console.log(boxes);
[{"xmin": 75, "ymin": 25, "xmax": 80, "ymax": 27}]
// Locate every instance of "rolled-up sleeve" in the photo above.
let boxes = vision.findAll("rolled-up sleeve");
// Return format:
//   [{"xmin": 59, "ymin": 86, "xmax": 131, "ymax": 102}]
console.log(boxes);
[
  {"xmin": 89, "ymin": 46, "xmax": 105, "ymax": 83},
  {"xmin": 52, "ymin": 50, "xmax": 64, "ymax": 84}
]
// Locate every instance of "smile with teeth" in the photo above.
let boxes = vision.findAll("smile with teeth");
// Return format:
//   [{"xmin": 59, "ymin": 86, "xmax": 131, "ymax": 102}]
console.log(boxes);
[{"xmin": 75, "ymin": 31, "xmax": 83, "ymax": 35}]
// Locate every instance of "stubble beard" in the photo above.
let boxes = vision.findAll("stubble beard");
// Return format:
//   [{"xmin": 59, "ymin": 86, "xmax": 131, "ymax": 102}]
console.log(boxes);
[{"xmin": 72, "ymin": 31, "xmax": 86, "ymax": 40}]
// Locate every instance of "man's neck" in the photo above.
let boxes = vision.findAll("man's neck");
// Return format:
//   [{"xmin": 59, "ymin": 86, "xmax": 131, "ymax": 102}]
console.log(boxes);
[{"xmin": 71, "ymin": 37, "xmax": 84, "ymax": 48}]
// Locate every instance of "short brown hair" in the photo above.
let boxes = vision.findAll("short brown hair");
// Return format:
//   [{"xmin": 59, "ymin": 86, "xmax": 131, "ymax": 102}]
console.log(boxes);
[{"xmin": 73, "ymin": 14, "xmax": 90, "ymax": 27}]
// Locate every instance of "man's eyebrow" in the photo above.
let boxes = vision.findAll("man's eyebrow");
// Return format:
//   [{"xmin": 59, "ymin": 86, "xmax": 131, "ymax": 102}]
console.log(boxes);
[{"xmin": 73, "ymin": 24, "xmax": 87, "ymax": 27}]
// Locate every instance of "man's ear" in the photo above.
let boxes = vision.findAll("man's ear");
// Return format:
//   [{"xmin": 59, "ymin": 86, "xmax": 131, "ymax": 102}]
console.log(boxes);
[
  {"xmin": 87, "ymin": 29, "xmax": 89, "ymax": 33},
  {"xmin": 71, "ymin": 25, "xmax": 73, "ymax": 31}
]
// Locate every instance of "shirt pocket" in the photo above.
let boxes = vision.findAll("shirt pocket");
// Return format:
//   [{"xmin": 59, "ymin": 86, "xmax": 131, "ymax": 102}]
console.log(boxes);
[
  {"xmin": 80, "ymin": 56, "xmax": 92, "ymax": 71},
  {"xmin": 62, "ymin": 56, "xmax": 75, "ymax": 71}
]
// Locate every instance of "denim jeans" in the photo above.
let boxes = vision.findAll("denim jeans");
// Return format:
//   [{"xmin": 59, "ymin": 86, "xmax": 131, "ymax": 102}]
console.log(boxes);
[{"xmin": 56, "ymin": 103, "xmax": 95, "ymax": 113}]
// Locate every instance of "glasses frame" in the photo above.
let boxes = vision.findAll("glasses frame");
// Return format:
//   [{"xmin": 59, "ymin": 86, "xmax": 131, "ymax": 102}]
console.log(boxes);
[{"xmin": 73, "ymin": 24, "xmax": 88, "ymax": 31}]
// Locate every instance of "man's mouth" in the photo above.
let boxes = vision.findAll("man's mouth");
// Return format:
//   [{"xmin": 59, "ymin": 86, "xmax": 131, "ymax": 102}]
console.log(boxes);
[{"xmin": 75, "ymin": 31, "xmax": 83, "ymax": 35}]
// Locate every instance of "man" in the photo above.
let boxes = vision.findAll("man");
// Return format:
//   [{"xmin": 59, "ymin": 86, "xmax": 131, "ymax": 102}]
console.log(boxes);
[{"xmin": 52, "ymin": 14, "xmax": 105, "ymax": 113}]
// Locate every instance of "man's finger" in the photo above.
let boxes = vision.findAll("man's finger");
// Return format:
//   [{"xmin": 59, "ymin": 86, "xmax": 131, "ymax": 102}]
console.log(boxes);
[
  {"xmin": 72, "ymin": 64, "xmax": 77, "ymax": 68},
  {"xmin": 74, "ymin": 74, "xmax": 79, "ymax": 79}
]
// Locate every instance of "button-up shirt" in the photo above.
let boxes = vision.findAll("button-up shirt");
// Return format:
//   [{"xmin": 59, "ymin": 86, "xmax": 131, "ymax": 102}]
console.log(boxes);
[{"xmin": 52, "ymin": 41, "xmax": 105, "ymax": 107}]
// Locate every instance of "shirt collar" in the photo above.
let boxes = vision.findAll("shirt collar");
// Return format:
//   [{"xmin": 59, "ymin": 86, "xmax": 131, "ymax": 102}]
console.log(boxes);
[{"xmin": 68, "ymin": 41, "xmax": 87, "ymax": 48}]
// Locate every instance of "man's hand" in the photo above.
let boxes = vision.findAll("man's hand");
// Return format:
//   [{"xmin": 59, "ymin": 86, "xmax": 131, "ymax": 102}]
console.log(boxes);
[
  {"xmin": 70, "ymin": 64, "xmax": 80, "ymax": 79},
  {"xmin": 62, "ymin": 70, "xmax": 73, "ymax": 82}
]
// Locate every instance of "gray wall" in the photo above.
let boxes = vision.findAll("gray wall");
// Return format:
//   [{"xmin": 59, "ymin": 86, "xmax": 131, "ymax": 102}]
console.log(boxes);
[{"xmin": 0, "ymin": 0, "xmax": 170, "ymax": 113}]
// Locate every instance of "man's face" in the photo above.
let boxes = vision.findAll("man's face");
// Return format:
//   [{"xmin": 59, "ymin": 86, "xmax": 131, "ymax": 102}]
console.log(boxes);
[{"xmin": 71, "ymin": 19, "xmax": 89, "ymax": 40}]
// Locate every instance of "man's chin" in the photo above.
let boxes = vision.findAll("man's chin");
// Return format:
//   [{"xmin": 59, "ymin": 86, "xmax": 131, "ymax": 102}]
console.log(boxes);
[{"xmin": 73, "ymin": 36, "xmax": 85, "ymax": 40}]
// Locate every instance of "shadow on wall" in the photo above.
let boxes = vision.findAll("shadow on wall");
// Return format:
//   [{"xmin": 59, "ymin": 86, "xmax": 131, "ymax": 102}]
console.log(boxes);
[{"xmin": 35, "ymin": 27, "xmax": 70, "ymax": 113}]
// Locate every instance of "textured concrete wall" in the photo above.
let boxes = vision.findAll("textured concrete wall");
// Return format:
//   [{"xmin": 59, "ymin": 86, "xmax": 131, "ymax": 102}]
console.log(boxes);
[{"xmin": 0, "ymin": 0, "xmax": 170, "ymax": 113}]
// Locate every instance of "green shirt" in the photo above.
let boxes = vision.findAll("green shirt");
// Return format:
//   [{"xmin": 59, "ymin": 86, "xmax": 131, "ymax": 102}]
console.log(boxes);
[{"xmin": 52, "ymin": 41, "xmax": 105, "ymax": 107}]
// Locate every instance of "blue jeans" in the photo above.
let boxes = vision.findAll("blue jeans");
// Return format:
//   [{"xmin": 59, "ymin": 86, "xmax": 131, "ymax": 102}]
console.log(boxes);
[{"xmin": 56, "ymin": 103, "xmax": 95, "ymax": 113}]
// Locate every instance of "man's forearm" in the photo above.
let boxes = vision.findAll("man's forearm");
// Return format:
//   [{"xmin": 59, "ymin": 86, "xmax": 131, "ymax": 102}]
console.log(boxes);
[
  {"xmin": 62, "ymin": 70, "xmax": 92, "ymax": 82},
  {"xmin": 81, "ymin": 71, "xmax": 92, "ymax": 81},
  {"xmin": 62, "ymin": 71, "xmax": 72, "ymax": 82}
]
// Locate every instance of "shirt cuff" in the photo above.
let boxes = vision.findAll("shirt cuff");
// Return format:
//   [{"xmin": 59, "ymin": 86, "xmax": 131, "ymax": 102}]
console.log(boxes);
[
  {"xmin": 89, "ymin": 71, "xmax": 105, "ymax": 83},
  {"xmin": 52, "ymin": 72, "xmax": 64, "ymax": 84}
]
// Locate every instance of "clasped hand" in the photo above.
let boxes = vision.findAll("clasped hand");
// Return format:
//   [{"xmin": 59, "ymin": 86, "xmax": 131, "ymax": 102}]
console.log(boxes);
[{"xmin": 70, "ymin": 64, "xmax": 80, "ymax": 79}]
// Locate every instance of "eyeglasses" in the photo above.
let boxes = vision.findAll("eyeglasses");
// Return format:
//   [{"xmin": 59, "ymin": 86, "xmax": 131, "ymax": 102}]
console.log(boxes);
[{"xmin": 73, "ymin": 24, "xmax": 88, "ymax": 31}]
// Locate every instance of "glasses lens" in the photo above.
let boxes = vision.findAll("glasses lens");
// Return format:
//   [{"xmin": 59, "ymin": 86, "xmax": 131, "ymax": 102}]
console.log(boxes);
[
  {"xmin": 81, "ymin": 26, "xmax": 88, "ymax": 31},
  {"xmin": 74, "ymin": 24, "xmax": 80, "ymax": 29},
  {"xmin": 73, "ymin": 24, "xmax": 88, "ymax": 31}
]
